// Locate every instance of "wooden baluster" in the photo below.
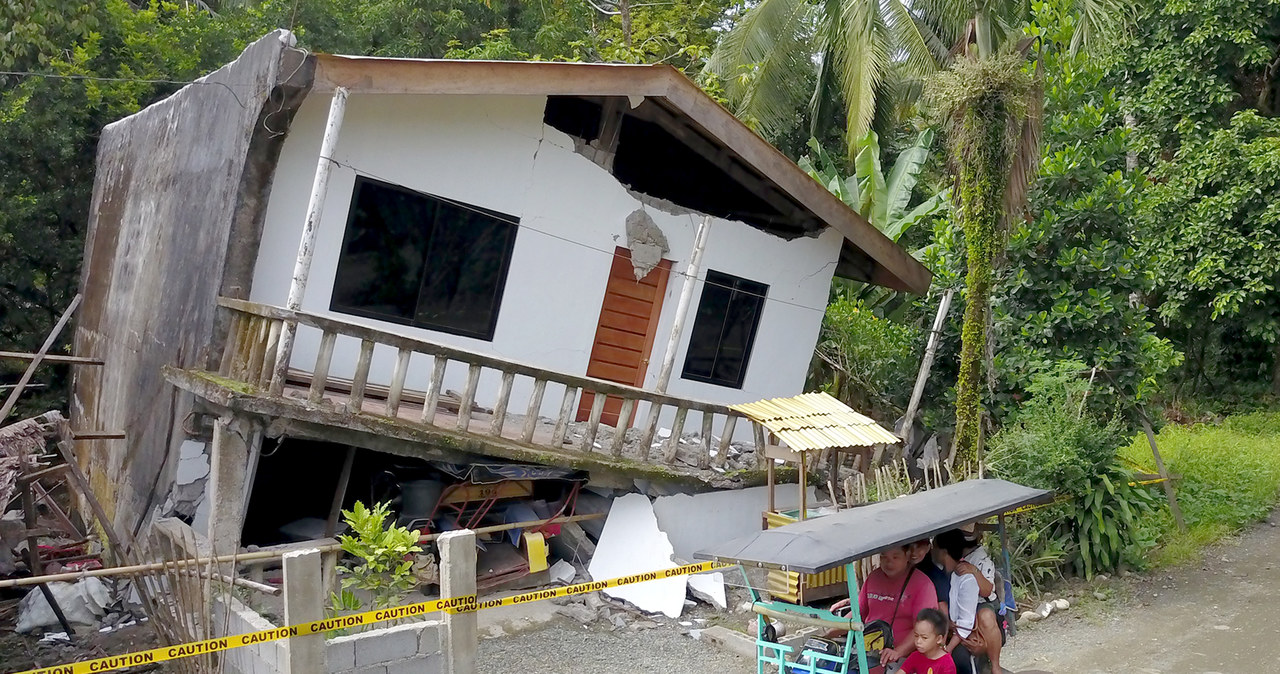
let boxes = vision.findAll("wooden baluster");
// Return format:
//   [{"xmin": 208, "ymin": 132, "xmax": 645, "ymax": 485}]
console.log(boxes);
[
  {"xmin": 699, "ymin": 412, "xmax": 714, "ymax": 469},
  {"xmin": 308, "ymin": 331, "xmax": 337, "ymax": 405},
  {"xmin": 421, "ymin": 356, "xmax": 447, "ymax": 426},
  {"xmin": 489, "ymin": 371, "xmax": 515, "ymax": 436},
  {"xmin": 551, "ymin": 385, "xmax": 578, "ymax": 448},
  {"xmin": 638, "ymin": 402, "xmax": 662, "ymax": 462},
  {"xmin": 347, "ymin": 339, "xmax": 375, "ymax": 414},
  {"xmin": 521, "ymin": 379, "xmax": 547, "ymax": 443},
  {"xmin": 259, "ymin": 319, "xmax": 283, "ymax": 390},
  {"xmin": 715, "ymin": 415, "xmax": 738, "ymax": 469},
  {"xmin": 385, "ymin": 348, "xmax": 412, "ymax": 417},
  {"xmin": 456, "ymin": 363, "xmax": 481, "ymax": 432},
  {"xmin": 754, "ymin": 423, "xmax": 768, "ymax": 469},
  {"xmin": 581, "ymin": 392, "xmax": 607, "ymax": 452},
  {"xmin": 245, "ymin": 317, "xmax": 268, "ymax": 386},
  {"xmin": 219, "ymin": 313, "xmax": 243, "ymax": 377},
  {"xmin": 662, "ymin": 406, "xmax": 689, "ymax": 464},
  {"xmin": 610, "ymin": 399, "xmax": 636, "ymax": 456}
]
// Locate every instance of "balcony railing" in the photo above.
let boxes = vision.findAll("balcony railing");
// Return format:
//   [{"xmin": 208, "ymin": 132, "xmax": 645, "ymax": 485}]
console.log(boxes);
[{"xmin": 212, "ymin": 297, "xmax": 765, "ymax": 473}]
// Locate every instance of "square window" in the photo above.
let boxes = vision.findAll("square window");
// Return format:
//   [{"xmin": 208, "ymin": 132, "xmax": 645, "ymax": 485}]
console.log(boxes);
[
  {"xmin": 681, "ymin": 270, "xmax": 767, "ymax": 389},
  {"xmin": 331, "ymin": 177, "xmax": 517, "ymax": 341}
]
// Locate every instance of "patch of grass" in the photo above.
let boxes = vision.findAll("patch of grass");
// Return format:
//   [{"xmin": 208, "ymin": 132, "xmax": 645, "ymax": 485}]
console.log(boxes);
[{"xmin": 1120, "ymin": 411, "xmax": 1280, "ymax": 566}]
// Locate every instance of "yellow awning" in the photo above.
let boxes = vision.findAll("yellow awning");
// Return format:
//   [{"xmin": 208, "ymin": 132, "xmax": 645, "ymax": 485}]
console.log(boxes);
[{"xmin": 730, "ymin": 392, "xmax": 899, "ymax": 451}]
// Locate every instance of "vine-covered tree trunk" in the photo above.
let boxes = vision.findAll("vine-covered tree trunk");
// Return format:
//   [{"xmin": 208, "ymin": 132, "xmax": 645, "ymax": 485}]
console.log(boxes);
[{"xmin": 953, "ymin": 95, "xmax": 1010, "ymax": 470}]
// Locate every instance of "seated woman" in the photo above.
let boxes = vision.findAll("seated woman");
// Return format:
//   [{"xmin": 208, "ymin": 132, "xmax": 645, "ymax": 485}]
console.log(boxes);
[
  {"xmin": 830, "ymin": 544, "xmax": 938, "ymax": 672},
  {"xmin": 933, "ymin": 530, "xmax": 1004, "ymax": 674}
]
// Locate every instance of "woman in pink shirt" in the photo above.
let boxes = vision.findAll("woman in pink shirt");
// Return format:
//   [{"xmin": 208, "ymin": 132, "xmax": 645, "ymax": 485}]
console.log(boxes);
[{"xmin": 832, "ymin": 545, "xmax": 939, "ymax": 670}]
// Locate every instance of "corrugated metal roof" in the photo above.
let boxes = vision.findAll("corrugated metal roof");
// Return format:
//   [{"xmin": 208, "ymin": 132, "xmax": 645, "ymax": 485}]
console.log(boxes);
[{"xmin": 730, "ymin": 392, "xmax": 899, "ymax": 451}]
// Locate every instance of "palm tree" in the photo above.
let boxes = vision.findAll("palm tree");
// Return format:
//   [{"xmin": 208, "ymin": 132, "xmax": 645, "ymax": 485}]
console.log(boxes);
[{"xmin": 705, "ymin": 0, "xmax": 1122, "ymax": 159}]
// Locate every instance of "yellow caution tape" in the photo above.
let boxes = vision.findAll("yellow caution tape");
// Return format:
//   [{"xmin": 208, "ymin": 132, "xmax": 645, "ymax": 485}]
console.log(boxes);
[{"xmin": 12, "ymin": 561, "xmax": 731, "ymax": 674}]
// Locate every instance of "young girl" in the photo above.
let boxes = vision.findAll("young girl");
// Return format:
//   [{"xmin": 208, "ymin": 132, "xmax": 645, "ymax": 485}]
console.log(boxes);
[{"xmin": 897, "ymin": 609, "xmax": 957, "ymax": 674}]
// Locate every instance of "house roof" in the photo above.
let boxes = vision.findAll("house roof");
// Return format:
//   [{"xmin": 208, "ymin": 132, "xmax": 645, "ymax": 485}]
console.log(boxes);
[{"xmin": 307, "ymin": 55, "xmax": 932, "ymax": 294}]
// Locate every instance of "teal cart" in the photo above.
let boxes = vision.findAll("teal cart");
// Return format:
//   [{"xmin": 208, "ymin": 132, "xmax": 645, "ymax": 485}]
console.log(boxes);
[{"xmin": 695, "ymin": 479, "xmax": 1054, "ymax": 674}]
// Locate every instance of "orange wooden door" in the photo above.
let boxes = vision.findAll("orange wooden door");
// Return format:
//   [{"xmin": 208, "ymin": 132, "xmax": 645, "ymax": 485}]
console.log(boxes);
[{"xmin": 576, "ymin": 247, "xmax": 672, "ymax": 426}]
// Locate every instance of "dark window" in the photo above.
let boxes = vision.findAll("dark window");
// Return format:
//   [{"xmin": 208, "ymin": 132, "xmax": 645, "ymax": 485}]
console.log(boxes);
[
  {"xmin": 681, "ymin": 270, "xmax": 767, "ymax": 389},
  {"xmin": 331, "ymin": 177, "xmax": 517, "ymax": 341}
]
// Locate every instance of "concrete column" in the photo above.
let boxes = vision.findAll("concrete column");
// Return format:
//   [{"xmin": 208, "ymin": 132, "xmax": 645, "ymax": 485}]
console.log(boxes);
[
  {"xmin": 439, "ymin": 530, "xmax": 477, "ymax": 674},
  {"xmin": 206, "ymin": 415, "xmax": 261, "ymax": 560},
  {"xmin": 283, "ymin": 548, "xmax": 327, "ymax": 673}
]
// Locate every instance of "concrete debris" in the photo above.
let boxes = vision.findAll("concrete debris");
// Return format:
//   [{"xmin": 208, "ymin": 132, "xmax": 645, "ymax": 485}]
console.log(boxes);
[
  {"xmin": 549, "ymin": 559, "xmax": 576, "ymax": 585},
  {"xmin": 687, "ymin": 572, "xmax": 726, "ymax": 610},
  {"xmin": 624, "ymin": 209, "xmax": 670, "ymax": 280},
  {"xmin": 588, "ymin": 493, "xmax": 687, "ymax": 619},
  {"xmin": 1052, "ymin": 598, "xmax": 1070, "ymax": 611},
  {"xmin": 554, "ymin": 602, "xmax": 598, "ymax": 624},
  {"xmin": 17, "ymin": 578, "xmax": 111, "ymax": 633}
]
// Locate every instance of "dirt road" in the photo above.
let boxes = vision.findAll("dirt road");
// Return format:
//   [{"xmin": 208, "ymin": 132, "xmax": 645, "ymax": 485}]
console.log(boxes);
[{"xmin": 1005, "ymin": 511, "xmax": 1280, "ymax": 673}]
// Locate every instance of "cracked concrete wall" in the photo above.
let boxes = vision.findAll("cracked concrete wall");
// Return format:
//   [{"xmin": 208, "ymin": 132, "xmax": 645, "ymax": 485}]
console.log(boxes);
[
  {"xmin": 72, "ymin": 31, "xmax": 312, "ymax": 539},
  {"xmin": 248, "ymin": 92, "xmax": 842, "ymax": 434}
]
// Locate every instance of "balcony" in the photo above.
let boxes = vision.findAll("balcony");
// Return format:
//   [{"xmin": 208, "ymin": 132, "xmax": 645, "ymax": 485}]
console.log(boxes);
[{"xmin": 164, "ymin": 298, "xmax": 781, "ymax": 488}]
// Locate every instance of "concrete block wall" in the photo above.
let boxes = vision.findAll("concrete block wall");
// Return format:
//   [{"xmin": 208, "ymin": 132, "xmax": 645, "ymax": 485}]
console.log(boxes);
[
  {"xmin": 213, "ymin": 595, "xmax": 287, "ymax": 674},
  {"xmin": 327, "ymin": 620, "xmax": 444, "ymax": 674}
]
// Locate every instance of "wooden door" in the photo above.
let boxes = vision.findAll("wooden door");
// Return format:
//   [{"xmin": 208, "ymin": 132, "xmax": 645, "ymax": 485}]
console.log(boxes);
[{"xmin": 576, "ymin": 247, "xmax": 672, "ymax": 426}]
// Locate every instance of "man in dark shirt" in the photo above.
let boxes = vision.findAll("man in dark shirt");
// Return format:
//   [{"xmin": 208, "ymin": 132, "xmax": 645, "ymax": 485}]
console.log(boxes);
[{"xmin": 909, "ymin": 539, "xmax": 950, "ymax": 617}]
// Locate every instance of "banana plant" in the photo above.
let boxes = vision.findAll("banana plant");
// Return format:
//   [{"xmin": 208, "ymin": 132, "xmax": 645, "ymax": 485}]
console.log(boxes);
[{"xmin": 799, "ymin": 129, "xmax": 948, "ymax": 314}]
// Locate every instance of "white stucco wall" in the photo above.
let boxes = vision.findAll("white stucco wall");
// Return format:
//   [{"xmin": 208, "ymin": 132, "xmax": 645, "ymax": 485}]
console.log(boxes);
[{"xmin": 250, "ymin": 92, "xmax": 841, "ymax": 426}]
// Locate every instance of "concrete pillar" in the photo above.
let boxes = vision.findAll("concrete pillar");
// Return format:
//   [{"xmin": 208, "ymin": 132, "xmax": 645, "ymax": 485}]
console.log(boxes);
[
  {"xmin": 206, "ymin": 415, "xmax": 261, "ymax": 561},
  {"xmin": 439, "ymin": 530, "xmax": 477, "ymax": 674},
  {"xmin": 283, "ymin": 549, "xmax": 327, "ymax": 673}
]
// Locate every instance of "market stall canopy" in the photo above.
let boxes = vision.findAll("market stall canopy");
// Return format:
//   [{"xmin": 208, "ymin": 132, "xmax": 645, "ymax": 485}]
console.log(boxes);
[
  {"xmin": 730, "ymin": 392, "xmax": 899, "ymax": 451},
  {"xmin": 695, "ymin": 479, "xmax": 1053, "ymax": 574}
]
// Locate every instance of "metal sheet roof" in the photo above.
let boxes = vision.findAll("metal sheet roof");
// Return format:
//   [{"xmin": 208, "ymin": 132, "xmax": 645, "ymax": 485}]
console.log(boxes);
[
  {"xmin": 694, "ymin": 479, "xmax": 1054, "ymax": 574},
  {"xmin": 730, "ymin": 392, "xmax": 899, "ymax": 451}
]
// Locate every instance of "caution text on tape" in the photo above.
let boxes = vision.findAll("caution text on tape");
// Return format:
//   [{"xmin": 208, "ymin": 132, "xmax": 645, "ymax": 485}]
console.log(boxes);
[{"xmin": 14, "ymin": 561, "xmax": 731, "ymax": 674}]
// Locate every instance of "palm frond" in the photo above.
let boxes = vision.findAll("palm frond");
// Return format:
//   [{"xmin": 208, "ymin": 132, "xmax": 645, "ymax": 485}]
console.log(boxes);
[
  {"xmin": 1000, "ymin": 59, "xmax": 1044, "ymax": 234},
  {"xmin": 853, "ymin": 130, "xmax": 888, "ymax": 224},
  {"xmin": 884, "ymin": 0, "xmax": 944, "ymax": 79},
  {"xmin": 705, "ymin": 0, "xmax": 817, "ymax": 139},
  {"xmin": 1071, "ymin": 0, "xmax": 1130, "ymax": 55},
  {"xmin": 831, "ymin": 0, "xmax": 891, "ymax": 156}
]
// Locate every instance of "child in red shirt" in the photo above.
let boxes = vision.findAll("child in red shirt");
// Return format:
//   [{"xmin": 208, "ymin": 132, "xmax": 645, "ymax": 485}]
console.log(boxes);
[{"xmin": 898, "ymin": 608, "xmax": 957, "ymax": 674}]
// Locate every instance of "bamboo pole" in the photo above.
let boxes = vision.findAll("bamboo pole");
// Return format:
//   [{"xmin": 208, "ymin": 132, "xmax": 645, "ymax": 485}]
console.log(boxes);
[
  {"xmin": 0, "ymin": 294, "xmax": 82, "ymax": 424},
  {"xmin": 899, "ymin": 289, "xmax": 953, "ymax": 449},
  {"xmin": 653, "ymin": 216, "xmax": 711, "ymax": 393},
  {"xmin": 0, "ymin": 512, "xmax": 605, "ymax": 588}
]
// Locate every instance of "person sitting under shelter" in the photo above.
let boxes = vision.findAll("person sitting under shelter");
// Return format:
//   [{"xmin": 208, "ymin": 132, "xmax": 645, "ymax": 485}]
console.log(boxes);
[
  {"xmin": 831, "ymin": 544, "xmax": 938, "ymax": 672},
  {"xmin": 934, "ymin": 530, "xmax": 1005, "ymax": 674}
]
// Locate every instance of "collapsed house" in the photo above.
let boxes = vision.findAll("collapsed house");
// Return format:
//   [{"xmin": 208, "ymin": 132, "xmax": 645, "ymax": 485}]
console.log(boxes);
[{"xmin": 69, "ymin": 30, "xmax": 929, "ymax": 587}]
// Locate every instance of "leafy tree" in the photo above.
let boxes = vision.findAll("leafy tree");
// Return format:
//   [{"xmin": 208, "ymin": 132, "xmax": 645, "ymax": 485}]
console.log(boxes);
[
  {"xmin": 331, "ymin": 501, "xmax": 422, "ymax": 614},
  {"xmin": 703, "ymin": 0, "xmax": 1122, "ymax": 158},
  {"xmin": 1115, "ymin": 0, "xmax": 1280, "ymax": 158},
  {"xmin": 1139, "ymin": 111, "xmax": 1280, "ymax": 395}
]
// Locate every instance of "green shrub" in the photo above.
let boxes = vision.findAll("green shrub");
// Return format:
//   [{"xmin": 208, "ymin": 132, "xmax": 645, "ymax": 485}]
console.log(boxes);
[
  {"xmin": 807, "ymin": 297, "xmax": 921, "ymax": 419},
  {"xmin": 331, "ymin": 501, "xmax": 422, "ymax": 616},
  {"xmin": 989, "ymin": 362, "xmax": 1160, "ymax": 578}
]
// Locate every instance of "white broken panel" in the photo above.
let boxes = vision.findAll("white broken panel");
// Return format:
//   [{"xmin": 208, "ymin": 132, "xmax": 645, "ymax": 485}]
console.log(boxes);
[
  {"xmin": 652, "ymin": 485, "xmax": 817, "ymax": 563},
  {"xmin": 688, "ymin": 571, "xmax": 726, "ymax": 610},
  {"xmin": 588, "ymin": 493, "xmax": 687, "ymax": 618}
]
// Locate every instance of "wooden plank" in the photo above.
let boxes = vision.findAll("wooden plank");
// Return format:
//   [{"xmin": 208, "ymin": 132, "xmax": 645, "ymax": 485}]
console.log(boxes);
[
  {"xmin": 490, "ymin": 371, "xmax": 515, "ymax": 436},
  {"xmin": 605, "ymin": 281, "xmax": 658, "ymax": 302},
  {"xmin": 347, "ymin": 339, "xmax": 375, "ymax": 413},
  {"xmin": 587, "ymin": 344, "xmax": 644, "ymax": 369},
  {"xmin": 699, "ymin": 412, "xmax": 714, "ymax": 469},
  {"xmin": 0, "ymin": 352, "xmax": 103, "ymax": 366},
  {"xmin": 583, "ymin": 361, "xmax": 637, "ymax": 385},
  {"xmin": 601, "ymin": 294, "xmax": 655, "ymax": 320},
  {"xmin": 638, "ymin": 402, "xmax": 662, "ymax": 462},
  {"xmin": 69, "ymin": 431, "xmax": 126, "ymax": 440},
  {"xmin": 385, "ymin": 348, "xmax": 412, "ymax": 417},
  {"xmin": 755, "ymin": 423, "xmax": 768, "ymax": 469},
  {"xmin": 456, "ymin": 363, "xmax": 482, "ymax": 432},
  {"xmin": 581, "ymin": 392, "xmax": 608, "ymax": 452},
  {"xmin": 715, "ymin": 415, "xmax": 738, "ymax": 468},
  {"xmin": 663, "ymin": 406, "xmax": 688, "ymax": 464},
  {"xmin": 1142, "ymin": 417, "xmax": 1187, "ymax": 532},
  {"xmin": 611, "ymin": 398, "xmax": 635, "ymax": 456},
  {"xmin": 593, "ymin": 327, "xmax": 649, "ymax": 352},
  {"xmin": 551, "ymin": 386, "xmax": 578, "ymax": 447},
  {"xmin": 422, "ymin": 355, "xmax": 447, "ymax": 425},
  {"xmin": 308, "ymin": 331, "xmax": 337, "ymax": 405},
  {"xmin": 597, "ymin": 310, "xmax": 651, "ymax": 335},
  {"xmin": 0, "ymin": 295, "xmax": 81, "ymax": 425},
  {"xmin": 521, "ymin": 379, "xmax": 547, "ymax": 443}
]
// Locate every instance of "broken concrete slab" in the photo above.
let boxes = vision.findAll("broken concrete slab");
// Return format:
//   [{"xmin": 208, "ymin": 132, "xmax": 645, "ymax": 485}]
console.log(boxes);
[
  {"xmin": 687, "ymin": 571, "xmax": 726, "ymax": 610},
  {"xmin": 652, "ymin": 484, "xmax": 816, "ymax": 563},
  {"xmin": 548, "ymin": 559, "xmax": 575, "ymax": 585},
  {"xmin": 588, "ymin": 493, "xmax": 687, "ymax": 619},
  {"xmin": 16, "ymin": 578, "xmax": 111, "ymax": 633}
]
